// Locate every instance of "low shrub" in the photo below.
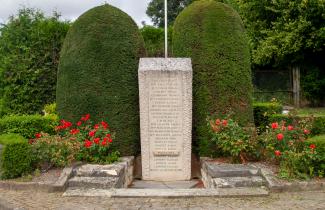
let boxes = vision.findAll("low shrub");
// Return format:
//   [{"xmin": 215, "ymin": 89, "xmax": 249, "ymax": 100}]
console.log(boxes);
[
  {"xmin": 260, "ymin": 121, "xmax": 323, "ymax": 179},
  {"xmin": 30, "ymin": 114, "xmax": 120, "ymax": 165},
  {"xmin": 0, "ymin": 115, "xmax": 58, "ymax": 139},
  {"xmin": 31, "ymin": 134, "xmax": 79, "ymax": 168},
  {"xmin": 209, "ymin": 117, "xmax": 256, "ymax": 163},
  {"xmin": 1, "ymin": 142, "xmax": 34, "ymax": 179},
  {"xmin": 311, "ymin": 117, "xmax": 325, "ymax": 136},
  {"xmin": 253, "ymin": 102, "xmax": 283, "ymax": 132},
  {"xmin": 0, "ymin": 133, "xmax": 26, "ymax": 145},
  {"xmin": 43, "ymin": 103, "xmax": 57, "ymax": 115}
]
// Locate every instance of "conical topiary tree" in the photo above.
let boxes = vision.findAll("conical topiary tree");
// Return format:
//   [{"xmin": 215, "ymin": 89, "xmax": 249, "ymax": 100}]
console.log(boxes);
[
  {"xmin": 173, "ymin": 0, "xmax": 254, "ymax": 156},
  {"xmin": 57, "ymin": 4, "xmax": 146, "ymax": 156}
]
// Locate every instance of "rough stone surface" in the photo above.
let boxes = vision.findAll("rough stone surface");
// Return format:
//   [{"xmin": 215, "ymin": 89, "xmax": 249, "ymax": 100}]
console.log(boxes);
[
  {"xmin": 139, "ymin": 58, "xmax": 192, "ymax": 181},
  {"xmin": 130, "ymin": 180, "xmax": 199, "ymax": 189},
  {"xmin": 68, "ymin": 177, "xmax": 119, "ymax": 189},
  {"xmin": 201, "ymin": 159, "xmax": 266, "ymax": 189},
  {"xmin": 213, "ymin": 176, "xmax": 266, "ymax": 188},
  {"xmin": 66, "ymin": 157, "xmax": 134, "ymax": 191},
  {"xmin": 1, "ymin": 188, "xmax": 325, "ymax": 210}
]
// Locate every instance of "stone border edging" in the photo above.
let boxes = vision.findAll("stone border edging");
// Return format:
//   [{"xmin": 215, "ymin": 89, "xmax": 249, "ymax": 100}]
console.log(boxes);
[
  {"xmin": 0, "ymin": 162, "xmax": 82, "ymax": 193},
  {"xmin": 63, "ymin": 188, "xmax": 269, "ymax": 198},
  {"xmin": 258, "ymin": 166, "xmax": 325, "ymax": 193}
]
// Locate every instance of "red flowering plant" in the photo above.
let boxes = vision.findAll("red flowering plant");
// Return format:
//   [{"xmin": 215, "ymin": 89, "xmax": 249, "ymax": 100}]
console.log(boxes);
[
  {"xmin": 209, "ymin": 117, "xmax": 255, "ymax": 163},
  {"xmin": 259, "ymin": 121, "xmax": 323, "ymax": 179},
  {"xmin": 258, "ymin": 121, "xmax": 311, "ymax": 160},
  {"xmin": 55, "ymin": 114, "xmax": 119, "ymax": 164}
]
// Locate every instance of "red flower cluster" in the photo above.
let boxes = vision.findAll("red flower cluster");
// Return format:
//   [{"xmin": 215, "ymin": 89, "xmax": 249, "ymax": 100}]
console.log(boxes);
[
  {"xmin": 84, "ymin": 139, "xmax": 92, "ymax": 148},
  {"xmin": 309, "ymin": 144, "xmax": 316, "ymax": 150},
  {"xmin": 271, "ymin": 122, "xmax": 279, "ymax": 129},
  {"xmin": 277, "ymin": 133, "xmax": 284, "ymax": 141},
  {"xmin": 70, "ymin": 129, "xmax": 80, "ymax": 135},
  {"xmin": 56, "ymin": 119, "xmax": 73, "ymax": 130},
  {"xmin": 35, "ymin": 133, "xmax": 42, "ymax": 139},
  {"xmin": 274, "ymin": 150, "xmax": 281, "ymax": 157},
  {"xmin": 81, "ymin": 114, "xmax": 90, "ymax": 122},
  {"xmin": 215, "ymin": 119, "xmax": 228, "ymax": 126}
]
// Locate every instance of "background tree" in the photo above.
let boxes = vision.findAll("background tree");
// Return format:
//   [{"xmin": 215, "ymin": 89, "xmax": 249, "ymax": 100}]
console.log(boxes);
[
  {"xmin": 0, "ymin": 8, "xmax": 70, "ymax": 116},
  {"xmin": 237, "ymin": 0, "xmax": 325, "ymax": 105},
  {"xmin": 146, "ymin": 0, "xmax": 193, "ymax": 27}
]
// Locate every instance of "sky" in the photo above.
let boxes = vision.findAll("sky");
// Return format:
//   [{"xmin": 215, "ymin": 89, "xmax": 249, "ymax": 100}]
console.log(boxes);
[{"xmin": 0, "ymin": 0, "xmax": 153, "ymax": 26}]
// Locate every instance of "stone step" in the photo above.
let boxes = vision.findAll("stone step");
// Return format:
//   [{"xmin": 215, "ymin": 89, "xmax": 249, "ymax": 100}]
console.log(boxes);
[
  {"xmin": 74, "ymin": 164, "xmax": 124, "ymax": 177},
  {"xmin": 63, "ymin": 188, "xmax": 269, "ymax": 198},
  {"xmin": 204, "ymin": 163, "xmax": 260, "ymax": 178},
  {"xmin": 129, "ymin": 180, "xmax": 199, "ymax": 189},
  {"xmin": 68, "ymin": 176, "xmax": 120, "ymax": 189},
  {"xmin": 213, "ymin": 176, "xmax": 266, "ymax": 188}
]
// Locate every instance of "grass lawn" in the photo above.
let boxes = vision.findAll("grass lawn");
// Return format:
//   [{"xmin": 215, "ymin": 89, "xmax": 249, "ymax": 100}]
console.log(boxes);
[
  {"xmin": 0, "ymin": 133, "xmax": 26, "ymax": 145},
  {"xmin": 295, "ymin": 107, "xmax": 325, "ymax": 117}
]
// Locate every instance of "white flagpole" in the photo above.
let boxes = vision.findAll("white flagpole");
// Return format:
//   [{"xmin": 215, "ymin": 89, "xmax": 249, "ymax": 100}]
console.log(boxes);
[{"xmin": 164, "ymin": 0, "xmax": 168, "ymax": 58}]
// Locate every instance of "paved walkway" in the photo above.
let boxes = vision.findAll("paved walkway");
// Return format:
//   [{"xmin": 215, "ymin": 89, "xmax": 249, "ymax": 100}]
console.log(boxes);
[{"xmin": 0, "ymin": 189, "xmax": 324, "ymax": 210}]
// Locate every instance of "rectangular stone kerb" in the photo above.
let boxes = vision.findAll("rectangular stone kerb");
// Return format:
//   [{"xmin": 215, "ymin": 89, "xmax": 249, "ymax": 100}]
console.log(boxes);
[{"xmin": 139, "ymin": 58, "xmax": 192, "ymax": 181}]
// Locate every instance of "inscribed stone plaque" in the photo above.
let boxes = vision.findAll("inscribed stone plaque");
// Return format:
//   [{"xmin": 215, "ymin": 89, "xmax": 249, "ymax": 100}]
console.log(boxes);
[{"xmin": 138, "ymin": 58, "xmax": 192, "ymax": 181}]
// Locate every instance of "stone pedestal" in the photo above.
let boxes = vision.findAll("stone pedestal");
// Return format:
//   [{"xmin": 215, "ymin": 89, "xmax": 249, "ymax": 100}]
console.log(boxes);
[{"xmin": 138, "ymin": 58, "xmax": 192, "ymax": 181}]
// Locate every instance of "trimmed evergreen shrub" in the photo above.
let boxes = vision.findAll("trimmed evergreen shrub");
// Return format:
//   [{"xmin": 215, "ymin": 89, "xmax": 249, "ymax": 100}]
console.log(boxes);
[
  {"xmin": 0, "ymin": 115, "xmax": 58, "ymax": 139},
  {"xmin": 173, "ymin": 0, "xmax": 254, "ymax": 156},
  {"xmin": 57, "ymin": 5, "xmax": 146, "ymax": 155},
  {"xmin": 0, "ymin": 134, "xmax": 26, "ymax": 145},
  {"xmin": 311, "ymin": 117, "xmax": 325, "ymax": 136},
  {"xmin": 1, "ymin": 142, "xmax": 34, "ymax": 179}
]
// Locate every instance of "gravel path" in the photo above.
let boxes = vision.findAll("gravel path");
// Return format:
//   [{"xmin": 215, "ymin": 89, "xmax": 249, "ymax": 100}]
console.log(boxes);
[{"xmin": 0, "ymin": 189, "xmax": 325, "ymax": 210}]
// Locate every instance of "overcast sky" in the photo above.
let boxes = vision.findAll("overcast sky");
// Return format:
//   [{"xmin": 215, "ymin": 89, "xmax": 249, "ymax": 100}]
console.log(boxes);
[{"xmin": 0, "ymin": 0, "xmax": 153, "ymax": 26}]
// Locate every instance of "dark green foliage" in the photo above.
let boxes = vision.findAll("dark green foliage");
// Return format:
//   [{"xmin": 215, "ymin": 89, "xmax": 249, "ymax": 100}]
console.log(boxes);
[
  {"xmin": 0, "ymin": 8, "xmax": 70, "ymax": 116},
  {"xmin": 311, "ymin": 117, "xmax": 325, "ymax": 136},
  {"xmin": 173, "ymin": 0, "xmax": 254, "ymax": 156},
  {"xmin": 268, "ymin": 114, "xmax": 296, "ymax": 126},
  {"xmin": 0, "ymin": 134, "xmax": 26, "ymax": 145},
  {"xmin": 0, "ymin": 115, "xmax": 58, "ymax": 139},
  {"xmin": 1, "ymin": 142, "xmax": 34, "ymax": 179},
  {"xmin": 301, "ymin": 65, "xmax": 325, "ymax": 106},
  {"xmin": 57, "ymin": 5, "xmax": 146, "ymax": 156},
  {"xmin": 140, "ymin": 26, "xmax": 173, "ymax": 57},
  {"xmin": 253, "ymin": 102, "xmax": 282, "ymax": 132},
  {"xmin": 306, "ymin": 135, "xmax": 325, "ymax": 155}
]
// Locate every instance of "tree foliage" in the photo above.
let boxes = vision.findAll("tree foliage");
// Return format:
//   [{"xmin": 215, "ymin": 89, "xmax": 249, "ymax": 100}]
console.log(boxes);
[
  {"xmin": 146, "ymin": 0, "xmax": 239, "ymax": 27},
  {"xmin": 146, "ymin": 0, "xmax": 193, "ymax": 27},
  {"xmin": 237, "ymin": 0, "xmax": 325, "ymax": 67},
  {"xmin": 0, "ymin": 8, "xmax": 70, "ymax": 116},
  {"xmin": 57, "ymin": 5, "xmax": 146, "ymax": 156},
  {"xmin": 173, "ymin": 0, "xmax": 254, "ymax": 156}
]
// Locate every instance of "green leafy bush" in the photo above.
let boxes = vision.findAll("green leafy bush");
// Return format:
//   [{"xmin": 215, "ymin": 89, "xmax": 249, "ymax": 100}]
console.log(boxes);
[
  {"xmin": 43, "ymin": 103, "xmax": 57, "ymax": 115},
  {"xmin": 31, "ymin": 114, "xmax": 119, "ymax": 166},
  {"xmin": 0, "ymin": 8, "xmax": 70, "ymax": 115},
  {"xmin": 0, "ymin": 115, "xmax": 58, "ymax": 139},
  {"xmin": 31, "ymin": 134, "xmax": 79, "ymax": 168},
  {"xmin": 253, "ymin": 102, "xmax": 283, "ymax": 132},
  {"xmin": 140, "ymin": 26, "xmax": 173, "ymax": 57},
  {"xmin": 0, "ymin": 134, "xmax": 26, "ymax": 145},
  {"xmin": 311, "ymin": 117, "xmax": 325, "ymax": 136},
  {"xmin": 57, "ymin": 4, "xmax": 146, "ymax": 156},
  {"xmin": 173, "ymin": 0, "xmax": 254, "ymax": 156},
  {"xmin": 1, "ymin": 142, "xmax": 34, "ymax": 179},
  {"xmin": 209, "ymin": 117, "xmax": 255, "ymax": 162}
]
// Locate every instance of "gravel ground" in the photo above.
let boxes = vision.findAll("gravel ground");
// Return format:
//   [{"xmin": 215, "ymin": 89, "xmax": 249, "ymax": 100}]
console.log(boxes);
[{"xmin": 0, "ymin": 189, "xmax": 324, "ymax": 210}]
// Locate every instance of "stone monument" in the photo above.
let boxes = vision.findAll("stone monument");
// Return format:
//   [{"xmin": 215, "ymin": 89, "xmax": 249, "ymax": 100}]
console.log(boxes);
[
  {"xmin": 139, "ymin": 58, "xmax": 192, "ymax": 181},
  {"xmin": 138, "ymin": 0, "xmax": 192, "ymax": 181}
]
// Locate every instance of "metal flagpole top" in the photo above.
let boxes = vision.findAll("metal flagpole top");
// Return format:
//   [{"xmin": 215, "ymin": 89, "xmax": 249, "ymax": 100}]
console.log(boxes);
[{"xmin": 164, "ymin": 0, "xmax": 168, "ymax": 58}]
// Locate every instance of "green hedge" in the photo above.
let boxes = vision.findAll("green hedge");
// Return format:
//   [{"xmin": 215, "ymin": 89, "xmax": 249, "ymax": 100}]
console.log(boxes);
[
  {"xmin": 253, "ymin": 102, "xmax": 283, "ymax": 132},
  {"xmin": 0, "ymin": 115, "xmax": 58, "ymax": 139},
  {"xmin": 1, "ymin": 142, "xmax": 34, "ymax": 179},
  {"xmin": 311, "ymin": 117, "xmax": 325, "ymax": 136},
  {"xmin": 306, "ymin": 135, "xmax": 325, "ymax": 154},
  {"xmin": 173, "ymin": 0, "xmax": 254, "ymax": 156},
  {"xmin": 0, "ymin": 134, "xmax": 26, "ymax": 145},
  {"xmin": 57, "ymin": 5, "xmax": 146, "ymax": 156}
]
